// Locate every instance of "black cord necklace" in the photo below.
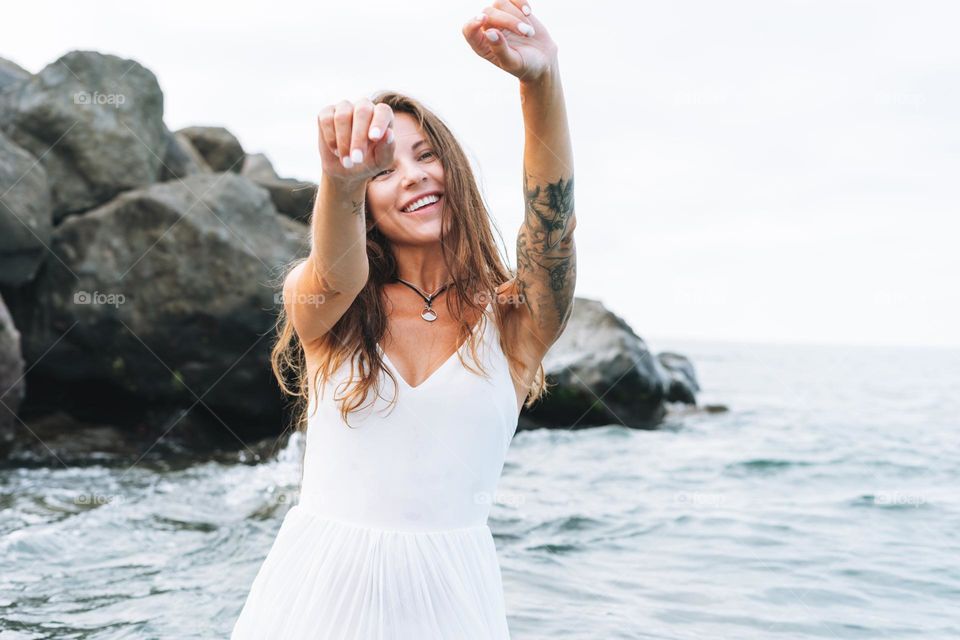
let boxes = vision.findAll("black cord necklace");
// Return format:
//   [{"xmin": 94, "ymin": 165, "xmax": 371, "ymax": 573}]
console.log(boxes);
[{"xmin": 394, "ymin": 277, "xmax": 454, "ymax": 322}]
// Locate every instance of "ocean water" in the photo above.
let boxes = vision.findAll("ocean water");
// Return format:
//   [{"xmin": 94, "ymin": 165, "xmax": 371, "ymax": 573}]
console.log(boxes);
[{"xmin": 1, "ymin": 340, "xmax": 957, "ymax": 639}]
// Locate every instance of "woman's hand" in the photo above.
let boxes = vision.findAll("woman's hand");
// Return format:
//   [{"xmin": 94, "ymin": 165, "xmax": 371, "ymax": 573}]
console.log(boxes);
[
  {"xmin": 317, "ymin": 98, "xmax": 396, "ymax": 183},
  {"xmin": 462, "ymin": 1, "xmax": 558, "ymax": 82}
]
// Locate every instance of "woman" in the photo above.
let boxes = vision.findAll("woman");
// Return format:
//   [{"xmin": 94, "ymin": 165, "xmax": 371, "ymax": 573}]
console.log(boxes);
[{"xmin": 232, "ymin": 2, "xmax": 575, "ymax": 637}]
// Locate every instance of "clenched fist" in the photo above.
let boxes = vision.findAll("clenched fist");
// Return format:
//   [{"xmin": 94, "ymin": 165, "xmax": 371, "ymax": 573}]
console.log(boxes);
[{"xmin": 317, "ymin": 98, "xmax": 396, "ymax": 183}]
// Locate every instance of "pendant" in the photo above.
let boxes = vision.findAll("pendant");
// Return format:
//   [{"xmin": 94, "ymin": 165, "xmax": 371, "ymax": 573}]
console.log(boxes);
[{"xmin": 421, "ymin": 307, "xmax": 438, "ymax": 322}]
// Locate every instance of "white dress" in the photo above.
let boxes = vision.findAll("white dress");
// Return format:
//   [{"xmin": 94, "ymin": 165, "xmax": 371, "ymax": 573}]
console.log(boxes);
[{"xmin": 232, "ymin": 304, "xmax": 520, "ymax": 639}]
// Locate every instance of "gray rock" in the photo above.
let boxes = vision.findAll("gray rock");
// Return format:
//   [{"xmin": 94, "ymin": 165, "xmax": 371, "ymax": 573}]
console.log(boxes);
[
  {"xmin": 175, "ymin": 126, "xmax": 244, "ymax": 173},
  {"xmin": 0, "ymin": 56, "xmax": 30, "ymax": 92},
  {"xmin": 160, "ymin": 127, "xmax": 211, "ymax": 181},
  {"xmin": 0, "ymin": 132, "xmax": 53, "ymax": 286},
  {"xmin": 241, "ymin": 152, "xmax": 279, "ymax": 181},
  {"xmin": 255, "ymin": 176, "xmax": 317, "ymax": 223},
  {"xmin": 0, "ymin": 408, "xmax": 230, "ymax": 467},
  {"xmin": 657, "ymin": 351, "xmax": 700, "ymax": 404},
  {"xmin": 520, "ymin": 297, "xmax": 688, "ymax": 430},
  {"xmin": 0, "ymin": 50, "xmax": 167, "ymax": 222},
  {"xmin": 17, "ymin": 172, "xmax": 310, "ymax": 438},
  {"xmin": 0, "ymin": 293, "xmax": 26, "ymax": 456}
]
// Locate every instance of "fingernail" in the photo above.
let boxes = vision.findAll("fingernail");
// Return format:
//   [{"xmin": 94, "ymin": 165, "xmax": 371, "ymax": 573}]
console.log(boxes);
[
  {"xmin": 518, "ymin": 22, "xmax": 535, "ymax": 36},
  {"xmin": 522, "ymin": 5, "xmax": 531, "ymax": 15},
  {"xmin": 351, "ymin": 149, "xmax": 363, "ymax": 164},
  {"xmin": 485, "ymin": 30, "xmax": 499, "ymax": 42},
  {"xmin": 386, "ymin": 129, "xmax": 394, "ymax": 144},
  {"xmin": 369, "ymin": 126, "xmax": 381, "ymax": 140},
  {"xmin": 341, "ymin": 156, "xmax": 353, "ymax": 169},
  {"xmin": 474, "ymin": 13, "xmax": 485, "ymax": 22}
]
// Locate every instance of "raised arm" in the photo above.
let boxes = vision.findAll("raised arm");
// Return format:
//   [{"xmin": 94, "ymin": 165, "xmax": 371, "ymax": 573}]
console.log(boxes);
[
  {"xmin": 514, "ymin": 63, "xmax": 576, "ymax": 351},
  {"xmin": 462, "ymin": 3, "xmax": 575, "ymax": 356},
  {"xmin": 284, "ymin": 99, "xmax": 395, "ymax": 347}
]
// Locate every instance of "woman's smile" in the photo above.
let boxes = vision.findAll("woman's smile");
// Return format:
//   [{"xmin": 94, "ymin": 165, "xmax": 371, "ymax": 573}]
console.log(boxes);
[{"xmin": 399, "ymin": 193, "xmax": 443, "ymax": 216}]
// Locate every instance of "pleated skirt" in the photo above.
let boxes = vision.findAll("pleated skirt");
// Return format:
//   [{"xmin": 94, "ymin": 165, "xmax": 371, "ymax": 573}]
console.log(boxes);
[{"xmin": 231, "ymin": 504, "xmax": 511, "ymax": 639}]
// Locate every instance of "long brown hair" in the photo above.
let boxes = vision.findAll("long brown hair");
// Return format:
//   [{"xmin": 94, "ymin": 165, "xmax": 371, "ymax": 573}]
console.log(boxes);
[{"xmin": 270, "ymin": 91, "xmax": 547, "ymax": 435}]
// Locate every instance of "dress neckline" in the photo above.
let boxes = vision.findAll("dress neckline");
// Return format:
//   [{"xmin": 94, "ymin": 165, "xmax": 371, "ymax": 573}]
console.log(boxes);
[{"xmin": 378, "ymin": 302, "xmax": 492, "ymax": 391}]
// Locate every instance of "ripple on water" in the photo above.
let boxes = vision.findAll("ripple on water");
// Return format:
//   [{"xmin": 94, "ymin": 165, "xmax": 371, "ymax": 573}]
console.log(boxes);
[{"xmin": 723, "ymin": 458, "xmax": 815, "ymax": 476}]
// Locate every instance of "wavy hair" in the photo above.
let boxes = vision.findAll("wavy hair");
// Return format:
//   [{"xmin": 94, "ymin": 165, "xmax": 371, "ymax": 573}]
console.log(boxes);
[{"xmin": 270, "ymin": 91, "xmax": 547, "ymax": 437}]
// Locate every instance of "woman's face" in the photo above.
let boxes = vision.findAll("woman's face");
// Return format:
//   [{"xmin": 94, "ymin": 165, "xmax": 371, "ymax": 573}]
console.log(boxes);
[{"xmin": 365, "ymin": 112, "xmax": 446, "ymax": 246}]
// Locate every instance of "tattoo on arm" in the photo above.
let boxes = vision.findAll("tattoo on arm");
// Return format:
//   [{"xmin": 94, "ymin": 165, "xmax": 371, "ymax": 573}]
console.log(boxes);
[
  {"xmin": 516, "ymin": 172, "xmax": 577, "ymax": 334},
  {"xmin": 350, "ymin": 198, "xmax": 364, "ymax": 217}
]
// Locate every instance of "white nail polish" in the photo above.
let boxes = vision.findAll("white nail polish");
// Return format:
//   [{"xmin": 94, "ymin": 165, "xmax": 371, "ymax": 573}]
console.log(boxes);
[
  {"xmin": 522, "ymin": 5, "xmax": 531, "ymax": 15},
  {"xmin": 369, "ymin": 126, "xmax": 381, "ymax": 140},
  {"xmin": 351, "ymin": 149, "xmax": 363, "ymax": 164},
  {"xmin": 518, "ymin": 22, "xmax": 535, "ymax": 36},
  {"xmin": 342, "ymin": 156, "xmax": 353, "ymax": 169},
  {"xmin": 387, "ymin": 129, "xmax": 394, "ymax": 144},
  {"xmin": 486, "ymin": 30, "xmax": 499, "ymax": 42},
  {"xmin": 475, "ymin": 13, "xmax": 485, "ymax": 22}
]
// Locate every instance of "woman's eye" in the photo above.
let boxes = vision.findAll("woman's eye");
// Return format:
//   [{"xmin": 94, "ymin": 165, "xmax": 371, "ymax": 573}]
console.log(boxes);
[{"xmin": 374, "ymin": 152, "xmax": 435, "ymax": 178}]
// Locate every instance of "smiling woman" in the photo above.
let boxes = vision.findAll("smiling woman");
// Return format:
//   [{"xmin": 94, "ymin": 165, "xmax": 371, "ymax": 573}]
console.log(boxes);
[{"xmin": 231, "ymin": 1, "xmax": 574, "ymax": 638}]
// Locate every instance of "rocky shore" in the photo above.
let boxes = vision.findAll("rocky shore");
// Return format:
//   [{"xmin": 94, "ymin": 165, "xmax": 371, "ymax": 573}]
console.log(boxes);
[{"xmin": 0, "ymin": 50, "xmax": 714, "ymax": 466}]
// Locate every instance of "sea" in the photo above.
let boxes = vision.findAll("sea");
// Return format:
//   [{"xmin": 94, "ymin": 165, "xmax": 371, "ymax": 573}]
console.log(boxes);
[{"xmin": 1, "ymin": 339, "xmax": 958, "ymax": 639}]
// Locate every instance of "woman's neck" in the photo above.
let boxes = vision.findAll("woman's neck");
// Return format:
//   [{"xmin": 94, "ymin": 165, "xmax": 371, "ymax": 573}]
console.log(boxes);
[{"xmin": 391, "ymin": 243, "xmax": 451, "ymax": 292}]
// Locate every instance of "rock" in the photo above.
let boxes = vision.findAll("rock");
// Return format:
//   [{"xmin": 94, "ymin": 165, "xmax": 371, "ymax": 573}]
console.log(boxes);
[
  {"xmin": 0, "ymin": 56, "xmax": 30, "ymax": 92},
  {"xmin": 657, "ymin": 351, "xmax": 700, "ymax": 404},
  {"xmin": 175, "ymin": 126, "xmax": 245, "ymax": 173},
  {"xmin": 241, "ymin": 152, "xmax": 279, "ymax": 181},
  {"xmin": 0, "ymin": 294, "xmax": 26, "ymax": 456},
  {"xmin": 0, "ymin": 132, "xmax": 53, "ymax": 287},
  {"xmin": 240, "ymin": 150, "xmax": 316, "ymax": 221},
  {"xmin": 0, "ymin": 50, "xmax": 166, "ymax": 222},
  {"xmin": 0, "ymin": 407, "xmax": 231, "ymax": 468},
  {"xmin": 255, "ymin": 176, "xmax": 317, "ymax": 223},
  {"xmin": 15, "ymin": 172, "xmax": 310, "ymax": 441},
  {"xmin": 520, "ymin": 297, "xmax": 687, "ymax": 430},
  {"xmin": 160, "ymin": 128, "xmax": 211, "ymax": 181}
]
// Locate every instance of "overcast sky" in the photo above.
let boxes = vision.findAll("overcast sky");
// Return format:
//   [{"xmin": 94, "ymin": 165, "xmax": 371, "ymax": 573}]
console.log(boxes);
[{"xmin": 3, "ymin": 0, "xmax": 957, "ymax": 348}]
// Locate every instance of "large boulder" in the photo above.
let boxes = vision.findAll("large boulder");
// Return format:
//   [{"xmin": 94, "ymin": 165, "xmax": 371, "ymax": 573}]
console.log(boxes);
[
  {"xmin": 15, "ymin": 172, "xmax": 310, "ymax": 439},
  {"xmin": 0, "ymin": 294, "xmax": 26, "ymax": 456},
  {"xmin": 520, "ymin": 297, "xmax": 691, "ymax": 430},
  {"xmin": 0, "ymin": 50, "xmax": 166, "ymax": 222},
  {"xmin": 0, "ymin": 131, "xmax": 53, "ymax": 287}
]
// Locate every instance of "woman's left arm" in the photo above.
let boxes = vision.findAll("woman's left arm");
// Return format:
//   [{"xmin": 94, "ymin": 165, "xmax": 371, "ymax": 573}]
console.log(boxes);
[
  {"xmin": 463, "ymin": 2, "xmax": 576, "ymax": 353},
  {"xmin": 516, "ymin": 64, "xmax": 576, "ymax": 350}
]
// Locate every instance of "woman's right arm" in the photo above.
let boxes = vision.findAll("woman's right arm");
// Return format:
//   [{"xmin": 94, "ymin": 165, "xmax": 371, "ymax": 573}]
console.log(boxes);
[{"xmin": 284, "ymin": 99, "xmax": 395, "ymax": 347}]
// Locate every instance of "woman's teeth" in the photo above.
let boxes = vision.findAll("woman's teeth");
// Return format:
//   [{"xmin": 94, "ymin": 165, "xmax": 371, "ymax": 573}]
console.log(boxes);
[{"xmin": 402, "ymin": 194, "xmax": 441, "ymax": 213}]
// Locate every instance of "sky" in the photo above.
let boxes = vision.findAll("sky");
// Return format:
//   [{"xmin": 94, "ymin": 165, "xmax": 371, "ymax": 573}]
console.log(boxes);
[{"xmin": 3, "ymin": 0, "xmax": 958, "ymax": 348}]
